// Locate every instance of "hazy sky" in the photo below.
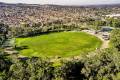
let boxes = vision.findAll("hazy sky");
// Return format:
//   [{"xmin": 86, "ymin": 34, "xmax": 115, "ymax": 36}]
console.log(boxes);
[{"xmin": 1, "ymin": 0, "xmax": 120, "ymax": 5}]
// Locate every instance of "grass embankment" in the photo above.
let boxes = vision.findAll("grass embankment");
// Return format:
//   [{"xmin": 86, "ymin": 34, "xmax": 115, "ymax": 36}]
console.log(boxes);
[{"xmin": 16, "ymin": 32, "xmax": 102, "ymax": 58}]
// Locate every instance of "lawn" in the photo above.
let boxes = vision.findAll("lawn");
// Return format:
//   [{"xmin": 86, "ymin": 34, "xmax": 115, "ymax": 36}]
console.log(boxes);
[{"xmin": 16, "ymin": 32, "xmax": 102, "ymax": 58}]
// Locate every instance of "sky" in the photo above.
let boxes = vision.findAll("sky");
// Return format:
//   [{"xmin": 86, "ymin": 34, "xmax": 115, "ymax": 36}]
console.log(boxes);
[{"xmin": 0, "ymin": 0, "xmax": 120, "ymax": 5}]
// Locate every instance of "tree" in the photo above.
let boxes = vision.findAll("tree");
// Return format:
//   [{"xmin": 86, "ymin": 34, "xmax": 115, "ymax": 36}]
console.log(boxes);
[
  {"xmin": 110, "ymin": 29, "xmax": 120, "ymax": 51},
  {"xmin": 0, "ymin": 51, "xmax": 12, "ymax": 80},
  {"xmin": 7, "ymin": 57, "xmax": 54, "ymax": 80},
  {"xmin": 82, "ymin": 48, "xmax": 120, "ymax": 80}
]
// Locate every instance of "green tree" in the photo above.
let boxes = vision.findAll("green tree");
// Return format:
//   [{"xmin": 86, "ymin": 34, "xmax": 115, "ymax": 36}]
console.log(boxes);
[
  {"xmin": 82, "ymin": 48, "xmax": 120, "ymax": 80},
  {"xmin": 110, "ymin": 29, "xmax": 120, "ymax": 51}
]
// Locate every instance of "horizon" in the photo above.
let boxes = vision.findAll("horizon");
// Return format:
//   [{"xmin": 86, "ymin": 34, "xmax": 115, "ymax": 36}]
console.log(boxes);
[{"xmin": 0, "ymin": 0, "xmax": 120, "ymax": 5}]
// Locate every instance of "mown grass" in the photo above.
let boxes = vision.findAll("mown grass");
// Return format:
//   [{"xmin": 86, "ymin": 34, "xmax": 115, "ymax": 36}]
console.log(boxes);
[{"xmin": 16, "ymin": 32, "xmax": 102, "ymax": 58}]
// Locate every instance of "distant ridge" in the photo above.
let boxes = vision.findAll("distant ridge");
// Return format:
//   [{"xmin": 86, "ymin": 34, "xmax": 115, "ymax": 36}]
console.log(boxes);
[
  {"xmin": 0, "ymin": 2, "xmax": 120, "ymax": 8},
  {"xmin": 44, "ymin": 3, "xmax": 120, "ymax": 8}
]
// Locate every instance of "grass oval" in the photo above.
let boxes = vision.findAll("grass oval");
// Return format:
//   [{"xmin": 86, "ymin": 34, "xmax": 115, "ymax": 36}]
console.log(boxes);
[{"xmin": 16, "ymin": 32, "xmax": 102, "ymax": 58}]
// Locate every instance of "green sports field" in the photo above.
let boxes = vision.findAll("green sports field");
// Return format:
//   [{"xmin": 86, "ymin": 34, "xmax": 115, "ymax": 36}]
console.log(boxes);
[{"xmin": 16, "ymin": 32, "xmax": 102, "ymax": 58}]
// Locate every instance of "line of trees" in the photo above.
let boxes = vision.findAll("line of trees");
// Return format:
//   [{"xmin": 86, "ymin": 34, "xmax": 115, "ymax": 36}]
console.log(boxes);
[
  {"xmin": 86, "ymin": 18, "xmax": 120, "ymax": 30},
  {"xmin": 10, "ymin": 22, "xmax": 81, "ymax": 37}
]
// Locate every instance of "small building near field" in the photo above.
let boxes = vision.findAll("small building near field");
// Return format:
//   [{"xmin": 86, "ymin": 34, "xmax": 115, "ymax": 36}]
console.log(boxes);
[
  {"xmin": 102, "ymin": 32, "xmax": 110, "ymax": 40},
  {"xmin": 99, "ymin": 26, "xmax": 115, "ymax": 40},
  {"xmin": 100, "ymin": 26, "xmax": 115, "ymax": 32}
]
